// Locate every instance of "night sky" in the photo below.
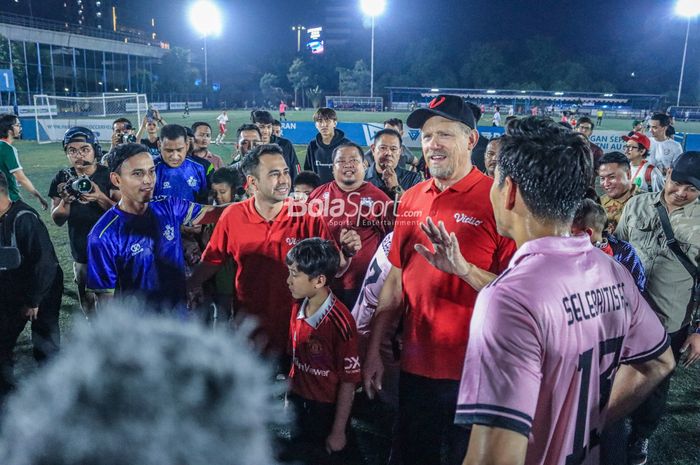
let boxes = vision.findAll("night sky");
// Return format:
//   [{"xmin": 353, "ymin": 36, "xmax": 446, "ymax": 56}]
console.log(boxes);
[{"xmin": 6, "ymin": 0, "xmax": 699, "ymax": 92}]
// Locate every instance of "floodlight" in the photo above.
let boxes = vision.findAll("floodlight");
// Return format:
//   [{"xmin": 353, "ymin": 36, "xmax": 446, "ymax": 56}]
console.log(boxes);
[
  {"xmin": 189, "ymin": 0, "xmax": 222, "ymax": 37},
  {"xmin": 360, "ymin": 0, "xmax": 386, "ymax": 17},
  {"xmin": 486, "ymin": 89, "xmax": 496, "ymax": 94},
  {"xmin": 430, "ymin": 88, "xmax": 440, "ymax": 92},
  {"xmin": 676, "ymin": 0, "xmax": 700, "ymax": 18}
]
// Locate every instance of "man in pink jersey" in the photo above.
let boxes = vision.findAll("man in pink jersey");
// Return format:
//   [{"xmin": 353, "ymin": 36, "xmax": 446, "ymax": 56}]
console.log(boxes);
[{"xmin": 451, "ymin": 117, "xmax": 676, "ymax": 465}]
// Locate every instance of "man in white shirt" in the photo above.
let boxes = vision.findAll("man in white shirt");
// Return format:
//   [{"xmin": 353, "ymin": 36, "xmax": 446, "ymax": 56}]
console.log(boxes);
[
  {"xmin": 214, "ymin": 110, "xmax": 229, "ymax": 145},
  {"xmin": 648, "ymin": 113, "xmax": 682, "ymax": 174}
]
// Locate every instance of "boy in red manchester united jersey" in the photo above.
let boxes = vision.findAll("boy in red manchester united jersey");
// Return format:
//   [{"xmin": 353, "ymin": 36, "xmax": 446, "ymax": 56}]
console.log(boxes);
[{"xmin": 285, "ymin": 238, "xmax": 361, "ymax": 464}]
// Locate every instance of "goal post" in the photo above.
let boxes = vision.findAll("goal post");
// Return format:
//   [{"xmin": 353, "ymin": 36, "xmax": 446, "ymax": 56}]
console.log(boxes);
[
  {"xmin": 325, "ymin": 96, "xmax": 383, "ymax": 112},
  {"xmin": 33, "ymin": 93, "xmax": 148, "ymax": 144}
]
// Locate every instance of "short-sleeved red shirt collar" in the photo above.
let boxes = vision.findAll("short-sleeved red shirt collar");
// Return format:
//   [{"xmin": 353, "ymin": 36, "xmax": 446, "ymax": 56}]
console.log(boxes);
[{"xmin": 421, "ymin": 167, "xmax": 483, "ymax": 194}]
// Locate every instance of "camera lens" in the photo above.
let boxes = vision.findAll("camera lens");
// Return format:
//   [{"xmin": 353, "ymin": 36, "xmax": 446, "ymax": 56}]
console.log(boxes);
[{"xmin": 72, "ymin": 177, "xmax": 93, "ymax": 194}]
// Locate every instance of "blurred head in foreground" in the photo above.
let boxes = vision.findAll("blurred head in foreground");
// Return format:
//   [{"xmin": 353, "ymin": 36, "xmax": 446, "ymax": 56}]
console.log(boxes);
[{"xmin": 0, "ymin": 305, "xmax": 281, "ymax": 465}]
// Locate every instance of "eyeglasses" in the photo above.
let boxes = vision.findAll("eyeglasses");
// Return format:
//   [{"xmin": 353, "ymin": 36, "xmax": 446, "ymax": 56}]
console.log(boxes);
[
  {"xmin": 334, "ymin": 159, "xmax": 362, "ymax": 166},
  {"xmin": 623, "ymin": 145, "xmax": 642, "ymax": 151},
  {"xmin": 377, "ymin": 145, "xmax": 400, "ymax": 153},
  {"xmin": 66, "ymin": 146, "xmax": 93, "ymax": 156}
]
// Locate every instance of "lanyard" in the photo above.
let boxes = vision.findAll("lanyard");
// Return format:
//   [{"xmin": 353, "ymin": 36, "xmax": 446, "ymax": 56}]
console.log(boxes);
[{"xmin": 631, "ymin": 160, "xmax": 647, "ymax": 181}]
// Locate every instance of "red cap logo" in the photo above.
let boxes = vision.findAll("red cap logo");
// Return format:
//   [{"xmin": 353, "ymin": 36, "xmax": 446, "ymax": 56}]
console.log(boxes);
[{"xmin": 429, "ymin": 96, "xmax": 446, "ymax": 109}]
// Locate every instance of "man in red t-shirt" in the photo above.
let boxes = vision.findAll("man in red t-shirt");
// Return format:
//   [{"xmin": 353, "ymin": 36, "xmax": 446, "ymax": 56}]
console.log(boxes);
[
  {"xmin": 307, "ymin": 142, "xmax": 393, "ymax": 308},
  {"xmin": 188, "ymin": 144, "xmax": 361, "ymax": 357},
  {"xmin": 363, "ymin": 95, "xmax": 517, "ymax": 465}
]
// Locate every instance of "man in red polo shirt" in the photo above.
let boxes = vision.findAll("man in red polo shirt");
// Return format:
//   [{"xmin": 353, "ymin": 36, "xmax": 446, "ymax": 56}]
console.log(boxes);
[
  {"xmin": 188, "ymin": 144, "xmax": 361, "ymax": 356},
  {"xmin": 307, "ymin": 141, "xmax": 393, "ymax": 308},
  {"xmin": 363, "ymin": 95, "xmax": 516, "ymax": 465}
]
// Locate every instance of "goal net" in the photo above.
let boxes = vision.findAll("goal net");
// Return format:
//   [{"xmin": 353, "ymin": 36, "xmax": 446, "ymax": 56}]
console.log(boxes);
[
  {"xmin": 33, "ymin": 93, "xmax": 148, "ymax": 144},
  {"xmin": 325, "ymin": 96, "xmax": 383, "ymax": 112}
]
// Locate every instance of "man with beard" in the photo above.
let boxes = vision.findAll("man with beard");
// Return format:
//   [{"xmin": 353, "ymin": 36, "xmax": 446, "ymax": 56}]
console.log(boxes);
[
  {"xmin": 308, "ymin": 142, "xmax": 393, "ymax": 308},
  {"xmin": 363, "ymin": 95, "xmax": 516, "ymax": 465}
]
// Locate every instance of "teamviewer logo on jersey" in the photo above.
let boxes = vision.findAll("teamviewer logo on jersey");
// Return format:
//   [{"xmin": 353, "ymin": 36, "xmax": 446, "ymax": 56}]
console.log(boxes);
[
  {"xmin": 163, "ymin": 225, "xmax": 175, "ymax": 241},
  {"xmin": 130, "ymin": 243, "xmax": 143, "ymax": 256}
]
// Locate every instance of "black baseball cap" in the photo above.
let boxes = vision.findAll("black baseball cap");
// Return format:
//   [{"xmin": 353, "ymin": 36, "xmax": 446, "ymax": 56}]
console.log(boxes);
[
  {"xmin": 407, "ymin": 95, "xmax": 476, "ymax": 130},
  {"xmin": 671, "ymin": 151, "xmax": 700, "ymax": 190}
]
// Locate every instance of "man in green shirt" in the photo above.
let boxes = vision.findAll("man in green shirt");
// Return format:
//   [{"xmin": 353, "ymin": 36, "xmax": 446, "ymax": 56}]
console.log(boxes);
[
  {"xmin": 616, "ymin": 151, "xmax": 700, "ymax": 465},
  {"xmin": 0, "ymin": 114, "xmax": 48, "ymax": 210}
]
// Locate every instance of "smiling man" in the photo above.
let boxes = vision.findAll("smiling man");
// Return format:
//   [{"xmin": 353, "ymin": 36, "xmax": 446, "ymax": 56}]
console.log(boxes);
[
  {"xmin": 189, "ymin": 144, "xmax": 361, "ymax": 356},
  {"xmin": 87, "ymin": 143, "xmax": 226, "ymax": 314},
  {"xmin": 363, "ymin": 95, "xmax": 516, "ymax": 465}
]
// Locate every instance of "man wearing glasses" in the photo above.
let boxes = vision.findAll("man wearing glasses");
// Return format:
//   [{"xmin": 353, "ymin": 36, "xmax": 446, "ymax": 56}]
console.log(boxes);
[
  {"xmin": 48, "ymin": 127, "xmax": 115, "ymax": 317},
  {"xmin": 0, "ymin": 114, "xmax": 48, "ymax": 210},
  {"xmin": 622, "ymin": 131, "xmax": 665, "ymax": 192}
]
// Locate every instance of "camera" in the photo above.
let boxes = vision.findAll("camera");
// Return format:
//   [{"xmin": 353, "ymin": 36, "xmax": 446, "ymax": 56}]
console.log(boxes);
[
  {"xmin": 62, "ymin": 173, "xmax": 93, "ymax": 197},
  {"xmin": 122, "ymin": 133, "xmax": 137, "ymax": 144},
  {"xmin": 146, "ymin": 108, "xmax": 155, "ymax": 123}
]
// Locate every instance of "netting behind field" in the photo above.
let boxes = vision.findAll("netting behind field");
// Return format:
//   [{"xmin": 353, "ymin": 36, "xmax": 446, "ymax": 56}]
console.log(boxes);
[
  {"xmin": 33, "ymin": 94, "xmax": 148, "ymax": 143},
  {"xmin": 325, "ymin": 96, "xmax": 383, "ymax": 112}
]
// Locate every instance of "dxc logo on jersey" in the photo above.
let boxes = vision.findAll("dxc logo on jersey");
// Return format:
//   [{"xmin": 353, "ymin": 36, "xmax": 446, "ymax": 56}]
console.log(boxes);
[
  {"xmin": 454, "ymin": 213, "xmax": 483, "ymax": 226},
  {"xmin": 344, "ymin": 357, "xmax": 360, "ymax": 371}
]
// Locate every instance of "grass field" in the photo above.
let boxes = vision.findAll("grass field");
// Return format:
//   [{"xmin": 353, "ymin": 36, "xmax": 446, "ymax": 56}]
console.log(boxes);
[{"xmin": 8, "ymin": 110, "xmax": 700, "ymax": 464}]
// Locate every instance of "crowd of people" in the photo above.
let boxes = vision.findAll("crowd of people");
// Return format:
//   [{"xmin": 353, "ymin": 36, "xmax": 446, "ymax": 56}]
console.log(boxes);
[{"xmin": 0, "ymin": 96, "xmax": 698, "ymax": 465}]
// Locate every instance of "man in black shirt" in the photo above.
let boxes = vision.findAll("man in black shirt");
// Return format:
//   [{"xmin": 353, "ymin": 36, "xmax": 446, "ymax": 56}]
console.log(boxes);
[
  {"xmin": 48, "ymin": 127, "xmax": 115, "ymax": 317},
  {"xmin": 304, "ymin": 107, "xmax": 351, "ymax": 183},
  {"xmin": 365, "ymin": 129, "xmax": 422, "ymax": 199},
  {"xmin": 0, "ymin": 171, "xmax": 62, "ymax": 400}
]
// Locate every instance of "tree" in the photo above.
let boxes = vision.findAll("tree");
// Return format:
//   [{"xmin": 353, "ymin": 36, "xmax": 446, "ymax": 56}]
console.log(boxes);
[
  {"xmin": 337, "ymin": 60, "xmax": 370, "ymax": 96},
  {"xmin": 459, "ymin": 43, "xmax": 510, "ymax": 88},
  {"xmin": 153, "ymin": 47, "xmax": 199, "ymax": 95},
  {"xmin": 259, "ymin": 73, "xmax": 285, "ymax": 105},
  {"xmin": 287, "ymin": 58, "xmax": 311, "ymax": 108}
]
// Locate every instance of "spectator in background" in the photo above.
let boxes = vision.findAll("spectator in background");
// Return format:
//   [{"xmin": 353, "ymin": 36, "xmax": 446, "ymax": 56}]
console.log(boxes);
[
  {"xmin": 251, "ymin": 110, "xmax": 300, "ymax": 184},
  {"xmin": 272, "ymin": 119, "xmax": 283, "ymax": 138},
  {"xmin": 483, "ymin": 137, "xmax": 501, "ymax": 177},
  {"xmin": 364, "ymin": 118, "xmax": 414, "ymax": 170},
  {"xmin": 49, "ymin": 127, "xmax": 115, "ymax": 317},
  {"xmin": 192, "ymin": 122, "xmax": 225, "ymax": 170},
  {"xmin": 572, "ymin": 198, "xmax": 646, "ymax": 292},
  {"xmin": 575, "ymin": 116, "xmax": 605, "ymax": 168},
  {"xmin": 622, "ymin": 132, "xmax": 664, "ymax": 192},
  {"xmin": 304, "ymin": 107, "xmax": 351, "ymax": 184},
  {"xmin": 0, "ymin": 310, "xmax": 279, "ymax": 465},
  {"xmin": 0, "ymin": 171, "xmax": 62, "ymax": 401},
  {"xmin": 465, "ymin": 102, "xmax": 489, "ymax": 174},
  {"xmin": 136, "ymin": 109, "xmax": 166, "ymax": 159},
  {"xmin": 597, "ymin": 151, "xmax": 640, "ymax": 233},
  {"xmin": 615, "ymin": 151, "xmax": 700, "ymax": 465},
  {"xmin": 154, "ymin": 124, "xmax": 209, "ymax": 203},
  {"xmin": 365, "ymin": 129, "xmax": 421, "ymax": 199},
  {"xmin": 596, "ymin": 108, "xmax": 604, "ymax": 126},
  {"xmin": 0, "ymin": 114, "xmax": 48, "ymax": 210},
  {"xmin": 492, "ymin": 106, "xmax": 501, "ymax": 126},
  {"xmin": 185, "ymin": 126, "xmax": 214, "ymax": 178},
  {"xmin": 308, "ymin": 142, "xmax": 392, "ymax": 308},
  {"xmin": 648, "ymin": 113, "xmax": 683, "ymax": 174},
  {"xmin": 109, "ymin": 117, "xmax": 136, "ymax": 153},
  {"xmin": 292, "ymin": 170, "xmax": 321, "ymax": 202},
  {"xmin": 232, "ymin": 124, "xmax": 262, "ymax": 166},
  {"xmin": 630, "ymin": 119, "xmax": 644, "ymax": 136}
]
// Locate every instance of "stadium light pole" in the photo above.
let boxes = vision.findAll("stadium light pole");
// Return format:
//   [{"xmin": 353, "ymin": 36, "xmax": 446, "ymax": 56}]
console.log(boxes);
[
  {"xmin": 360, "ymin": 0, "xmax": 386, "ymax": 99},
  {"xmin": 189, "ymin": 0, "xmax": 222, "ymax": 88},
  {"xmin": 292, "ymin": 25, "xmax": 306, "ymax": 53},
  {"xmin": 675, "ymin": 0, "xmax": 700, "ymax": 106}
]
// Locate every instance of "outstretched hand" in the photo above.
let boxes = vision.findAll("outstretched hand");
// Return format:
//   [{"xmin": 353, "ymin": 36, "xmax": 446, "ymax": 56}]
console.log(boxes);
[{"xmin": 414, "ymin": 217, "xmax": 471, "ymax": 278}]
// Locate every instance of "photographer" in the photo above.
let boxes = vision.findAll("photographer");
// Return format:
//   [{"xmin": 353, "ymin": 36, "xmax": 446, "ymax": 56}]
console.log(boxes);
[
  {"xmin": 0, "ymin": 172, "xmax": 62, "ymax": 401},
  {"xmin": 49, "ymin": 127, "xmax": 115, "ymax": 317},
  {"xmin": 109, "ymin": 117, "xmax": 136, "ymax": 152},
  {"xmin": 136, "ymin": 108, "xmax": 166, "ymax": 159}
]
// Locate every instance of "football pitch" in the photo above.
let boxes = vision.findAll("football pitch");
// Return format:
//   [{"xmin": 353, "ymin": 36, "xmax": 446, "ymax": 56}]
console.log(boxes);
[{"xmin": 8, "ymin": 109, "xmax": 700, "ymax": 464}]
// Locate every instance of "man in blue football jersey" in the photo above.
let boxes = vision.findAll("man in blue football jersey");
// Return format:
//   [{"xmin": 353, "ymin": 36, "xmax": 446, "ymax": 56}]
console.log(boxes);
[
  {"xmin": 87, "ymin": 143, "xmax": 226, "ymax": 314},
  {"xmin": 154, "ymin": 124, "xmax": 208, "ymax": 203}
]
